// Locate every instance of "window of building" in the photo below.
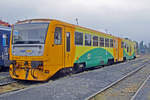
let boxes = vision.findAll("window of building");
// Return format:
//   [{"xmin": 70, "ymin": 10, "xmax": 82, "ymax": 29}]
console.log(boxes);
[
  {"xmin": 75, "ymin": 32, "xmax": 83, "ymax": 45},
  {"xmin": 54, "ymin": 27, "xmax": 62, "ymax": 45},
  {"xmin": 99, "ymin": 37, "xmax": 104, "ymax": 47},
  {"xmin": 93, "ymin": 36, "xmax": 98, "ymax": 46},
  {"xmin": 85, "ymin": 34, "xmax": 91, "ymax": 46},
  {"xmin": 110, "ymin": 39, "xmax": 113, "ymax": 48},
  {"xmin": 105, "ymin": 38, "xmax": 109, "ymax": 47}
]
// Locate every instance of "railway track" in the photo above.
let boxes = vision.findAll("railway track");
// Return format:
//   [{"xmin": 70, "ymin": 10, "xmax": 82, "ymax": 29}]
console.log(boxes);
[
  {"xmin": 86, "ymin": 61, "xmax": 150, "ymax": 100},
  {"xmin": 130, "ymin": 74, "xmax": 150, "ymax": 100},
  {"xmin": 0, "ymin": 57, "xmax": 148, "ymax": 95},
  {"xmin": 0, "ymin": 72, "xmax": 9, "ymax": 76},
  {"xmin": 0, "ymin": 77, "xmax": 17, "ymax": 86},
  {"xmin": 0, "ymin": 57, "xmax": 149, "ymax": 100},
  {"xmin": 0, "ymin": 72, "xmax": 17, "ymax": 86},
  {"xmin": 0, "ymin": 57, "xmax": 147, "ymax": 87}
]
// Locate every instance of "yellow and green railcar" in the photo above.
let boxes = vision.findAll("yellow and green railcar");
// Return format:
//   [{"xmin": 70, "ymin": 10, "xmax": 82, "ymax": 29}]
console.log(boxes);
[
  {"xmin": 9, "ymin": 19, "xmax": 137, "ymax": 81},
  {"xmin": 122, "ymin": 38, "xmax": 136, "ymax": 60}
]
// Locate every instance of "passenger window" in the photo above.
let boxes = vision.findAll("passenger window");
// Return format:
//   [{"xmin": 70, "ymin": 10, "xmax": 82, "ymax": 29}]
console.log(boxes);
[
  {"xmin": 99, "ymin": 37, "xmax": 104, "ymax": 47},
  {"xmin": 6, "ymin": 35, "xmax": 8, "ymax": 46},
  {"xmin": 121, "ymin": 42, "xmax": 124, "ymax": 48},
  {"xmin": 114, "ymin": 40, "xmax": 116, "ymax": 48},
  {"xmin": 75, "ymin": 32, "xmax": 83, "ymax": 45},
  {"xmin": 93, "ymin": 36, "xmax": 98, "ymax": 46},
  {"xmin": 110, "ymin": 39, "xmax": 113, "ymax": 48},
  {"xmin": 3, "ymin": 34, "xmax": 8, "ymax": 46},
  {"xmin": 127, "ymin": 46, "xmax": 129, "ymax": 52},
  {"xmin": 85, "ymin": 34, "xmax": 91, "ymax": 46},
  {"xmin": 105, "ymin": 38, "xmax": 109, "ymax": 47},
  {"xmin": 54, "ymin": 27, "xmax": 62, "ymax": 45},
  {"xmin": 124, "ymin": 42, "xmax": 126, "ymax": 48},
  {"xmin": 134, "ymin": 45, "xmax": 136, "ymax": 50}
]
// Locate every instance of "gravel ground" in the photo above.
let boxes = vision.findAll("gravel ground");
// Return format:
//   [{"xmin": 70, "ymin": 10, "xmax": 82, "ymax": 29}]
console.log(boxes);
[
  {"xmin": 0, "ymin": 72, "xmax": 9, "ymax": 80},
  {"xmin": 132, "ymin": 75, "xmax": 150, "ymax": 100},
  {"xmin": 0, "ymin": 58, "xmax": 148, "ymax": 100},
  {"xmin": 90, "ymin": 61, "xmax": 150, "ymax": 100}
]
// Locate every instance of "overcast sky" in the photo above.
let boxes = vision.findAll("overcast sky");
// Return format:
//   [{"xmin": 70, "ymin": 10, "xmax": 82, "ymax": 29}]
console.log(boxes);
[{"xmin": 0, "ymin": 0, "xmax": 150, "ymax": 44}]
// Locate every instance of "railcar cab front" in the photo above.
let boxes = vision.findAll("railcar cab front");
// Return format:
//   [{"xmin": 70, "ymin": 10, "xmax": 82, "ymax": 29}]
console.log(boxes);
[{"xmin": 9, "ymin": 19, "xmax": 75, "ymax": 81}]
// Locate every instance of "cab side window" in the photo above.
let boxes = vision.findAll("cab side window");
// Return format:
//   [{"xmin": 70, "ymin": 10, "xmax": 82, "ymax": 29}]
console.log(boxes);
[{"xmin": 54, "ymin": 27, "xmax": 62, "ymax": 45}]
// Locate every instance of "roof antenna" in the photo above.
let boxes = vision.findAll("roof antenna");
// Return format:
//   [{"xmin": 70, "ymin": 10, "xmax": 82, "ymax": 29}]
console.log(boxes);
[{"xmin": 75, "ymin": 18, "xmax": 79, "ymax": 25}]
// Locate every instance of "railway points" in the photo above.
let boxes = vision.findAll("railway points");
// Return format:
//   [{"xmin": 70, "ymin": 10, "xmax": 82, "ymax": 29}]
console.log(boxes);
[{"xmin": 0, "ymin": 56, "xmax": 149, "ymax": 100}]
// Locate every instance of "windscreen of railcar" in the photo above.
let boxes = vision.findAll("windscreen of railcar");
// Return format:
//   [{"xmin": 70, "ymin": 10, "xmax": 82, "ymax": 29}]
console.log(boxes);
[{"xmin": 13, "ymin": 23, "xmax": 49, "ymax": 44}]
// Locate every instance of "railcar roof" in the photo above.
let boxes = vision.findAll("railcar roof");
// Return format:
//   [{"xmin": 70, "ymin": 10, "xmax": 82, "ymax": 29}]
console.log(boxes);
[
  {"xmin": 16, "ymin": 19, "xmax": 121, "ymax": 39},
  {"xmin": 0, "ymin": 25, "xmax": 11, "ymax": 31}
]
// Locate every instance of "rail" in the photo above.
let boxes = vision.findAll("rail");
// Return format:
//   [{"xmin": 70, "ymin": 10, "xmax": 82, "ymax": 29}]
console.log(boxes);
[{"xmin": 86, "ymin": 61, "xmax": 150, "ymax": 100}]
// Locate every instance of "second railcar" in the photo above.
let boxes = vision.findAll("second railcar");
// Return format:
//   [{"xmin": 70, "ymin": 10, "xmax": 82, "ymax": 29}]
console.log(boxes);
[{"xmin": 0, "ymin": 25, "xmax": 11, "ymax": 70}]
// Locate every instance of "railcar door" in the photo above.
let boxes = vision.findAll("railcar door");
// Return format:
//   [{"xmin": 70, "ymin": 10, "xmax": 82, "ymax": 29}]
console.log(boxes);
[
  {"xmin": 118, "ymin": 38, "xmax": 123, "ymax": 61},
  {"xmin": 129, "ymin": 45, "xmax": 132, "ymax": 56},
  {"xmin": 64, "ymin": 27, "xmax": 75, "ymax": 67},
  {"xmin": 114, "ymin": 38, "xmax": 118, "ymax": 62},
  {"xmin": 49, "ymin": 25, "xmax": 64, "ymax": 67}
]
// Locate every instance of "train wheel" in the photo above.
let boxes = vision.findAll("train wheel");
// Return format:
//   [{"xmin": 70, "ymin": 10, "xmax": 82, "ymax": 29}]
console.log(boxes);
[
  {"xmin": 73, "ymin": 63, "xmax": 85, "ymax": 74},
  {"xmin": 123, "ymin": 57, "xmax": 126, "ymax": 62}
]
